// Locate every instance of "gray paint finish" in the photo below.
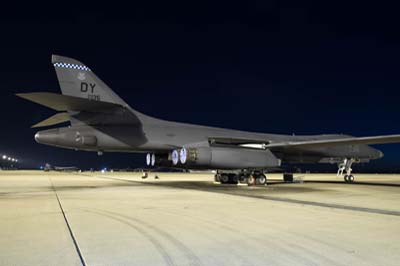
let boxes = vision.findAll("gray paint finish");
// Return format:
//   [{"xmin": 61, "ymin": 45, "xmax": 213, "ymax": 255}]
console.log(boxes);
[{"xmin": 18, "ymin": 55, "xmax": 397, "ymax": 170}]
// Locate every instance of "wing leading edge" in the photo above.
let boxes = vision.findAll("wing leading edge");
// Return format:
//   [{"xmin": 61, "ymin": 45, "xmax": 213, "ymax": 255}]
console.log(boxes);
[
  {"xmin": 209, "ymin": 135, "xmax": 400, "ymax": 150},
  {"xmin": 265, "ymin": 135, "xmax": 400, "ymax": 149}
]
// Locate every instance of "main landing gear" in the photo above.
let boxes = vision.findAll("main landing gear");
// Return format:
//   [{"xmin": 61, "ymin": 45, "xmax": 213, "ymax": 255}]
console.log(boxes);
[
  {"xmin": 337, "ymin": 158, "xmax": 356, "ymax": 183},
  {"xmin": 215, "ymin": 171, "xmax": 267, "ymax": 186},
  {"xmin": 217, "ymin": 173, "xmax": 238, "ymax": 184}
]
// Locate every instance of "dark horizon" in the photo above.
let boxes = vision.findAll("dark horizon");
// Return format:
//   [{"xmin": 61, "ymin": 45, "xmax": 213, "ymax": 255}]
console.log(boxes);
[{"xmin": 1, "ymin": 2, "xmax": 400, "ymax": 171}]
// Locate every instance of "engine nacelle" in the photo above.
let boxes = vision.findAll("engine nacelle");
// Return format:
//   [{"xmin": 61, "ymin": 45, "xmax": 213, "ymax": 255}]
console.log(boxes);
[
  {"xmin": 35, "ymin": 128, "xmax": 98, "ymax": 149},
  {"xmin": 177, "ymin": 146, "xmax": 281, "ymax": 169},
  {"xmin": 75, "ymin": 132, "xmax": 97, "ymax": 146}
]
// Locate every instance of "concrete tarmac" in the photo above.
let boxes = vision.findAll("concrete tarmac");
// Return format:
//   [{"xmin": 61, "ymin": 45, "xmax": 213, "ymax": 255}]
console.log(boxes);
[{"xmin": 1, "ymin": 171, "xmax": 400, "ymax": 266}]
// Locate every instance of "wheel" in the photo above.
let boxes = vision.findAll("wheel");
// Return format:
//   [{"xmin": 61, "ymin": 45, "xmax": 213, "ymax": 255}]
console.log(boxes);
[
  {"xmin": 238, "ymin": 174, "xmax": 247, "ymax": 183},
  {"xmin": 220, "ymin": 174, "xmax": 229, "ymax": 184},
  {"xmin": 247, "ymin": 175, "xmax": 255, "ymax": 186},
  {"xmin": 229, "ymin": 174, "xmax": 239, "ymax": 184},
  {"xmin": 214, "ymin": 174, "xmax": 221, "ymax": 182},
  {"xmin": 348, "ymin": 175, "xmax": 355, "ymax": 183},
  {"xmin": 257, "ymin": 174, "xmax": 266, "ymax": 185},
  {"xmin": 344, "ymin": 175, "xmax": 349, "ymax": 183}
]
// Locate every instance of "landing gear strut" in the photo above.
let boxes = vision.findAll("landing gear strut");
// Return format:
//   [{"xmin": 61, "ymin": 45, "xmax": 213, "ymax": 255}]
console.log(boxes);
[{"xmin": 337, "ymin": 158, "xmax": 355, "ymax": 183}]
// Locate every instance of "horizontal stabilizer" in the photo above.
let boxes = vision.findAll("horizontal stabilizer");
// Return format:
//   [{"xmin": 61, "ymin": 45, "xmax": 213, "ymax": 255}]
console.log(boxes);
[
  {"xmin": 32, "ymin": 112, "xmax": 70, "ymax": 128},
  {"xmin": 16, "ymin": 92, "xmax": 122, "ymax": 112},
  {"xmin": 266, "ymin": 135, "xmax": 400, "ymax": 149}
]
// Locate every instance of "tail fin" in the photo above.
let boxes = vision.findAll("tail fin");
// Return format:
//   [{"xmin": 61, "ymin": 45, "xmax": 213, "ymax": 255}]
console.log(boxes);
[
  {"xmin": 52, "ymin": 55, "xmax": 127, "ymax": 106},
  {"xmin": 18, "ymin": 55, "xmax": 157, "ymax": 128}
]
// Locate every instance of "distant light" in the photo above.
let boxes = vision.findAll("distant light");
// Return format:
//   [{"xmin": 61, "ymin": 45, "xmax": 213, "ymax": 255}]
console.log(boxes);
[
  {"xmin": 2, "ymin": 155, "xmax": 6, "ymax": 160},
  {"xmin": 101, "ymin": 168, "xmax": 107, "ymax": 173},
  {"xmin": 11, "ymin": 159, "xmax": 15, "ymax": 162},
  {"xmin": 15, "ymin": 159, "xmax": 18, "ymax": 163},
  {"xmin": 7, "ymin": 157, "xmax": 11, "ymax": 161},
  {"xmin": 40, "ymin": 166, "xmax": 44, "ymax": 170}
]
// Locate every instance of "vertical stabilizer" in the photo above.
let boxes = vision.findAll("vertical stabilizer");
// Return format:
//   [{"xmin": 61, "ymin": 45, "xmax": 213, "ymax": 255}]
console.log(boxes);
[{"xmin": 52, "ymin": 55, "xmax": 127, "ymax": 106}]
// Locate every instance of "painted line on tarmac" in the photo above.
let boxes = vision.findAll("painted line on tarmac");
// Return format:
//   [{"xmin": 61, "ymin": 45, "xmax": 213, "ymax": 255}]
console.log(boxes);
[
  {"xmin": 49, "ymin": 177, "xmax": 87, "ymax": 266},
  {"xmin": 80, "ymin": 174, "xmax": 400, "ymax": 217}
]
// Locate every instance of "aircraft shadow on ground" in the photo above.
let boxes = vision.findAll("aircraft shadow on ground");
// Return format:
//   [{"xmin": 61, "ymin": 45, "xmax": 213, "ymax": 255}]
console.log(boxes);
[
  {"xmin": 132, "ymin": 179, "xmax": 400, "ymax": 217},
  {"xmin": 133, "ymin": 180, "xmax": 328, "ymax": 194},
  {"xmin": 303, "ymin": 180, "xmax": 400, "ymax": 188}
]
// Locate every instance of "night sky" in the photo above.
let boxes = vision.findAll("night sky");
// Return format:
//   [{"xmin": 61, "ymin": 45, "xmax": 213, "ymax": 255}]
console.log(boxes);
[{"xmin": 1, "ymin": 2, "xmax": 400, "ymax": 171}]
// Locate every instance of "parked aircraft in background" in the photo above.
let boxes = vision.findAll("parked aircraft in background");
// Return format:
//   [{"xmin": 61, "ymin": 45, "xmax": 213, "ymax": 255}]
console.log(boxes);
[
  {"xmin": 18, "ymin": 55, "xmax": 400, "ymax": 185},
  {"xmin": 43, "ymin": 163, "xmax": 80, "ymax": 172}
]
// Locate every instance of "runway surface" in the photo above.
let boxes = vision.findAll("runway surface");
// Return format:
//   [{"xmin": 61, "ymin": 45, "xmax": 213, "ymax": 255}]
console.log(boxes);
[{"xmin": 1, "ymin": 171, "xmax": 400, "ymax": 266}]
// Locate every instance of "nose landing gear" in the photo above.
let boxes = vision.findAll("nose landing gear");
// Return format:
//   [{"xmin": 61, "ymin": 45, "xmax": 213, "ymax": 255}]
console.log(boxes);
[
  {"xmin": 337, "ymin": 158, "xmax": 356, "ymax": 183},
  {"xmin": 344, "ymin": 174, "xmax": 355, "ymax": 183}
]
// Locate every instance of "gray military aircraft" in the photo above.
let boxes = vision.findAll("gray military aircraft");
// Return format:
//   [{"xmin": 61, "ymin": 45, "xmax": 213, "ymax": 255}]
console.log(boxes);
[
  {"xmin": 17, "ymin": 55, "xmax": 400, "ymax": 185},
  {"xmin": 43, "ymin": 163, "xmax": 80, "ymax": 172}
]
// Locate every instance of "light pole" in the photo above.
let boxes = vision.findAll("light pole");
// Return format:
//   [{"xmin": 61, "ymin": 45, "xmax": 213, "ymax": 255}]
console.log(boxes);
[
  {"xmin": 1, "ymin": 155, "xmax": 7, "ymax": 169},
  {"xmin": 0, "ymin": 155, "xmax": 19, "ymax": 170}
]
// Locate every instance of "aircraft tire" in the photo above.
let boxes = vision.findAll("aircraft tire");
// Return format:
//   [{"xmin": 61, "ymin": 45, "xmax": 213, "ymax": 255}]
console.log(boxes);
[
  {"xmin": 257, "ymin": 174, "xmax": 267, "ymax": 185},
  {"xmin": 238, "ymin": 174, "xmax": 247, "ymax": 183},
  {"xmin": 220, "ymin": 174, "xmax": 229, "ymax": 184},
  {"xmin": 247, "ymin": 175, "xmax": 255, "ymax": 186},
  {"xmin": 229, "ymin": 174, "xmax": 239, "ymax": 184}
]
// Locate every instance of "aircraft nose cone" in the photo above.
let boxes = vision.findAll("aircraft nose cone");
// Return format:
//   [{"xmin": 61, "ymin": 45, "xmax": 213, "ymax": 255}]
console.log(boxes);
[{"xmin": 371, "ymin": 149, "xmax": 384, "ymax": 159}]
